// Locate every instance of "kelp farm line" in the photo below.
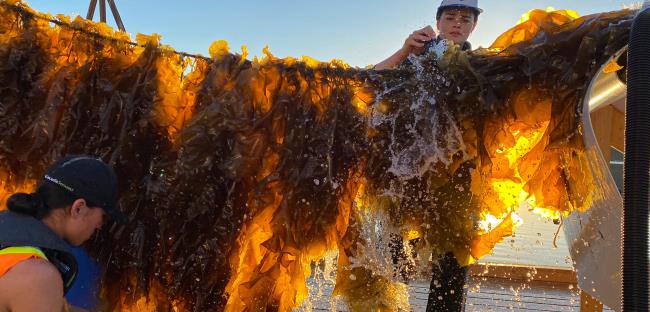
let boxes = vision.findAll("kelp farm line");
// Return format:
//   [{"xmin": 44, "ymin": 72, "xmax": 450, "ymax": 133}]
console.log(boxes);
[{"xmin": 0, "ymin": 1, "xmax": 635, "ymax": 311}]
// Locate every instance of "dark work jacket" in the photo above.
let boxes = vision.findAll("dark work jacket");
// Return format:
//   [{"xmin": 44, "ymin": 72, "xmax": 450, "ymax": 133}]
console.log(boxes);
[{"xmin": 0, "ymin": 211, "xmax": 78, "ymax": 293}]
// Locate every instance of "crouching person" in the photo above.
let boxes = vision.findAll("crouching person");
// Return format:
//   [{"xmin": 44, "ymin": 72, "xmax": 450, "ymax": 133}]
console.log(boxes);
[{"xmin": 0, "ymin": 155, "xmax": 126, "ymax": 312}]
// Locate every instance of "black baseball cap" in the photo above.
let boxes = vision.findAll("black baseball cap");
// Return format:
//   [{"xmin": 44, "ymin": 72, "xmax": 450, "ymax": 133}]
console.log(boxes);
[{"xmin": 42, "ymin": 155, "xmax": 127, "ymax": 223}]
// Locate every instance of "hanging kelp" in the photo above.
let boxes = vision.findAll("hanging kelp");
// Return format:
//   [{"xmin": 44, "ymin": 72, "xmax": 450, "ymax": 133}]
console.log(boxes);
[{"xmin": 0, "ymin": 1, "xmax": 635, "ymax": 311}]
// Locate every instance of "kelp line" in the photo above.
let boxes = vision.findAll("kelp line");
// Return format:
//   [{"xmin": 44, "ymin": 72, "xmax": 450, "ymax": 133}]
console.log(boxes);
[{"xmin": 0, "ymin": 1, "xmax": 634, "ymax": 310}]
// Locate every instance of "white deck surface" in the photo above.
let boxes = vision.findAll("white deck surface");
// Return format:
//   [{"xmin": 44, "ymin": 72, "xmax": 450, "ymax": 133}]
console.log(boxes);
[
  {"xmin": 302, "ymin": 208, "xmax": 617, "ymax": 311},
  {"xmin": 304, "ymin": 276, "xmax": 615, "ymax": 311}
]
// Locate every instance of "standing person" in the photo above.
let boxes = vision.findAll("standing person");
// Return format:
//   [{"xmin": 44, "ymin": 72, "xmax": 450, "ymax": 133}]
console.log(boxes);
[
  {"xmin": 375, "ymin": 1, "xmax": 483, "ymax": 311},
  {"xmin": 0, "ymin": 155, "xmax": 126, "ymax": 312},
  {"xmin": 375, "ymin": 0, "xmax": 482, "ymax": 70}
]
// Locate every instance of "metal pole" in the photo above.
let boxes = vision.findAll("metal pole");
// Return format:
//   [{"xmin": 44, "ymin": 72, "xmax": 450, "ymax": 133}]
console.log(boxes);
[
  {"xmin": 86, "ymin": 0, "xmax": 97, "ymax": 20},
  {"xmin": 99, "ymin": 0, "xmax": 106, "ymax": 23},
  {"xmin": 107, "ymin": 0, "xmax": 126, "ymax": 32}
]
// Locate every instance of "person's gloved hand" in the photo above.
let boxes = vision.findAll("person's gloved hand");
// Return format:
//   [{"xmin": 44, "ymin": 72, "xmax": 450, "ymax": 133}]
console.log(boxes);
[{"xmin": 400, "ymin": 25, "xmax": 437, "ymax": 57}]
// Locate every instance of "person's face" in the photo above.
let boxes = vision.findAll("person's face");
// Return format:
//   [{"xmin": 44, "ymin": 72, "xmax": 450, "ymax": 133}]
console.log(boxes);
[
  {"xmin": 436, "ymin": 8, "xmax": 477, "ymax": 45},
  {"xmin": 64, "ymin": 199, "xmax": 106, "ymax": 246}
]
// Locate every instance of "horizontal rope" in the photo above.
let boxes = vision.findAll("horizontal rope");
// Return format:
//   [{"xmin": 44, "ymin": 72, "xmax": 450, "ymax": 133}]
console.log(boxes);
[{"xmin": 0, "ymin": 1, "xmax": 213, "ymax": 62}]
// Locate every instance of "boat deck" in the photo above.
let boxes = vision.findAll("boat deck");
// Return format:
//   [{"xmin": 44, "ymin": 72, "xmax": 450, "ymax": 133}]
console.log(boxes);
[
  {"xmin": 307, "ymin": 209, "xmax": 617, "ymax": 311},
  {"xmin": 308, "ymin": 265, "xmax": 615, "ymax": 311}
]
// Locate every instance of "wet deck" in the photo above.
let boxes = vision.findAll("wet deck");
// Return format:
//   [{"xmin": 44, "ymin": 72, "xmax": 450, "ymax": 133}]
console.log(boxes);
[
  {"xmin": 305, "ymin": 208, "xmax": 617, "ymax": 311},
  {"xmin": 306, "ymin": 270, "xmax": 615, "ymax": 311}
]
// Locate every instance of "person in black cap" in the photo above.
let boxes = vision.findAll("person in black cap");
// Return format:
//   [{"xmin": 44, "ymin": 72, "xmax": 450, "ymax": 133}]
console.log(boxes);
[
  {"xmin": 375, "ymin": 0, "xmax": 483, "ymax": 70},
  {"xmin": 0, "ymin": 155, "xmax": 126, "ymax": 312}
]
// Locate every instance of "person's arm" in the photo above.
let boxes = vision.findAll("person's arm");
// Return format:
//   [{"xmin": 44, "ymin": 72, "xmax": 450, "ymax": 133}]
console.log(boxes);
[
  {"xmin": 4, "ymin": 259, "xmax": 64, "ymax": 311},
  {"xmin": 375, "ymin": 26, "xmax": 436, "ymax": 70}
]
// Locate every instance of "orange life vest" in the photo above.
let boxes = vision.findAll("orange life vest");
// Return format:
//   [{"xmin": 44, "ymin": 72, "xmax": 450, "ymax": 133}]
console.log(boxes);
[
  {"xmin": 0, "ymin": 212, "xmax": 79, "ymax": 293},
  {"xmin": 0, "ymin": 246, "xmax": 48, "ymax": 278}
]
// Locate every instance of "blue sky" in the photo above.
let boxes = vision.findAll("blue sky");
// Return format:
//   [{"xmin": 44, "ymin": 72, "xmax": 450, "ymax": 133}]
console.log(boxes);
[{"xmin": 25, "ymin": 1, "xmax": 637, "ymax": 67}]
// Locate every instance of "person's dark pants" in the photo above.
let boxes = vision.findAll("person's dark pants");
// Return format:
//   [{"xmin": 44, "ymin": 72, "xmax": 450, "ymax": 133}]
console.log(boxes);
[
  {"xmin": 426, "ymin": 252, "xmax": 468, "ymax": 312},
  {"xmin": 389, "ymin": 234, "xmax": 418, "ymax": 281}
]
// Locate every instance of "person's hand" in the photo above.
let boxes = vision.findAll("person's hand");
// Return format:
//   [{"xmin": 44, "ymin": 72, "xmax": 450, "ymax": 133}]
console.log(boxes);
[
  {"xmin": 400, "ymin": 26, "xmax": 436, "ymax": 57},
  {"xmin": 374, "ymin": 25, "xmax": 437, "ymax": 70}
]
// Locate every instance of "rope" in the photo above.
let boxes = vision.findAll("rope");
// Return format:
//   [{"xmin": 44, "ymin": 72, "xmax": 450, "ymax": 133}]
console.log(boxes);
[{"xmin": 0, "ymin": 1, "xmax": 214, "ymax": 62}]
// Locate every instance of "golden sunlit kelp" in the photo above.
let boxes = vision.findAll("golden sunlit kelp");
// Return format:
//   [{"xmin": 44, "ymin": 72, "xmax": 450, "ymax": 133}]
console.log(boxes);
[
  {"xmin": 0, "ymin": 1, "xmax": 636, "ymax": 311},
  {"xmin": 470, "ymin": 8, "xmax": 633, "ymax": 218}
]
